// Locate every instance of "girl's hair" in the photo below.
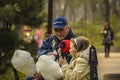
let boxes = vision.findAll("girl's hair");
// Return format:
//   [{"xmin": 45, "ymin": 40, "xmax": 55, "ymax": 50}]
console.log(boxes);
[{"xmin": 71, "ymin": 36, "xmax": 89, "ymax": 52}]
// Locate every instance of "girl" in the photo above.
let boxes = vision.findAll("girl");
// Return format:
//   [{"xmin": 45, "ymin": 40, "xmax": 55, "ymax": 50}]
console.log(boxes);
[{"xmin": 59, "ymin": 36, "xmax": 90, "ymax": 80}]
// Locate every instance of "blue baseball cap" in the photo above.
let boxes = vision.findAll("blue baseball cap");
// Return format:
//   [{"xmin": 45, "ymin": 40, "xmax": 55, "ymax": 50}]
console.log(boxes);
[{"xmin": 52, "ymin": 17, "xmax": 68, "ymax": 28}]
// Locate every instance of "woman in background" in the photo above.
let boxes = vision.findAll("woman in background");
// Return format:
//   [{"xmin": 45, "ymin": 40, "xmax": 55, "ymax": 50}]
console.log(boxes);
[{"xmin": 101, "ymin": 22, "xmax": 114, "ymax": 58}]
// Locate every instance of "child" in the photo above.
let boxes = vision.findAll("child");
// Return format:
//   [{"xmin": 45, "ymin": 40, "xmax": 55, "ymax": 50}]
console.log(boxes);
[{"xmin": 59, "ymin": 36, "xmax": 90, "ymax": 80}]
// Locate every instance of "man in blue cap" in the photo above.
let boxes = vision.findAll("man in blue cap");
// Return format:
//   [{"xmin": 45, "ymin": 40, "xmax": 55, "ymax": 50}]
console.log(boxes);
[
  {"xmin": 38, "ymin": 16, "xmax": 76, "ymax": 63},
  {"xmin": 25, "ymin": 16, "xmax": 76, "ymax": 80}
]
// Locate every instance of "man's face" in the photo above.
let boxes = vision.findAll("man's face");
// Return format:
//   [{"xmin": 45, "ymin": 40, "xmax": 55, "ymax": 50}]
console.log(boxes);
[{"xmin": 53, "ymin": 26, "xmax": 70, "ymax": 40}]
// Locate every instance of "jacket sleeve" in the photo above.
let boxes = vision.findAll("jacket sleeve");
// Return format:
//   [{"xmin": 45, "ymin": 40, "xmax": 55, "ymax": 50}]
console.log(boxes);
[
  {"xmin": 38, "ymin": 38, "xmax": 53, "ymax": 56},
  {"xmin": 61, "ymin": 58, "xmax": 90, "ymax": 80},
  {"xmin": 111, "ymin": 30, "xmax": 114, "ymax": 40}
]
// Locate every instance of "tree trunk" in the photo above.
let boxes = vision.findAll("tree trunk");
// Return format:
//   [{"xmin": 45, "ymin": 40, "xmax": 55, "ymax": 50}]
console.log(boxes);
[
  {"xmin": 111, "ymin": 0, "xmax": 119, "ymax": 17},
  {"xmin": 83, "ymin": 1, "xmax": 87, "ymax": 21},
  {"xmin": 46, "ymin": 0, "xmax": 53, "ymax": 37},
  {"xmin": 103, "ymin": 0, "xmax": 110, "ymax": 23},
  {"xmin": 89, "ymin": 0, "xmax": 97, "ymax": 21},
  {"xmin": 12, "ymin": 67, "xmax": 20, "ymax": 80},
  {"xmin": 62, "ymin": 0, "xmax": 68, "ymax": 17}
]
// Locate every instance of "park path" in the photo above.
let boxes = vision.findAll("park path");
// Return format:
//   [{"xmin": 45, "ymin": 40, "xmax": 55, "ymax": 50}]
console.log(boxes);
[{"xmin": 97, "ymin": 52, "xmax": 120, "ymax": 80}]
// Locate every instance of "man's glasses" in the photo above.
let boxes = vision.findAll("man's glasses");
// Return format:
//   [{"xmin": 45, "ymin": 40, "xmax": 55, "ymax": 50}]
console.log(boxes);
[{"xmin": 54, "ymin": 28, "xmax": 64, "ymax": 32}]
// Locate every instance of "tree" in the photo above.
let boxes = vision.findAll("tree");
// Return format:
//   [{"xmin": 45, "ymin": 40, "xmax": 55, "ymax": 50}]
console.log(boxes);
[
  {"xmin": 0, "ymin": 0, "xmax": 46, "ymax": 29},
  {"xmin": 14, "ymin": 0, "xmax": 46, "ymax": 27},
  {"xmin": 0, "ymin": 0, "xmax": 45, "ymax": 79},
  {"xmin": 0, "ymin": 4, "xmax": 20, "ymax": 30},
  {"xmin": 111, "ymin": 0, "xmax": 119, "ymax": 17},
  {"xmin": 0, "ymin": 30, "xmax": 19, "ymax": 79}
]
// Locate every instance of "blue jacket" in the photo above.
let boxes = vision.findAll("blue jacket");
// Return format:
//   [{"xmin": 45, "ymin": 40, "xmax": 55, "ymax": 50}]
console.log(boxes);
[
  {"xmin": 38, "ymin": 29, "xmax": 76, "ymax": 63},
  {"xmin": 25, "ymin": 76, "xmax": 34, "ymax": 80},
  {"xmin": 25, "ymin": 76, "xmax": 44, "ymax": 80}
]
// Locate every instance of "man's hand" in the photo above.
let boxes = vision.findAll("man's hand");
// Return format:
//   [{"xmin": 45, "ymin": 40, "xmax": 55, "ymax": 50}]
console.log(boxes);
[{"xmin": 48, "ymin": 52, "xmax": 57, "ymax": 56}]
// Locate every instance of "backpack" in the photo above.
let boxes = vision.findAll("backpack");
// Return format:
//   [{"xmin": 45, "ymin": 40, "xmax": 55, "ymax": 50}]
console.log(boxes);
[{"xmin": 89, "ymin": 45, "xmax": 98, "ymax": 80}]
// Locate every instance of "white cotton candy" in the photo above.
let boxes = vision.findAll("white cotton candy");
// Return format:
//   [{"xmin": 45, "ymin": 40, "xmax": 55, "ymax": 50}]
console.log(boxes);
[
  {"xmin": 11, "ymin": 50, "xmax": 36, "ymax": 75},
  {"xmin": 36, "ymin": 55, "xmax": 63, "ymax": 80}
]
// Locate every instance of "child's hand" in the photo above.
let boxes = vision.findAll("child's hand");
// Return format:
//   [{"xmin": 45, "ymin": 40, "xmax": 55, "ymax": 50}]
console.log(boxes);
[
  {"xmin": 59, "ymin": 56, "xmax": 67, "ymax": 65},
  {"xmin": 58, "ymin": 48, "xmax": 62, "ymax": 56}
]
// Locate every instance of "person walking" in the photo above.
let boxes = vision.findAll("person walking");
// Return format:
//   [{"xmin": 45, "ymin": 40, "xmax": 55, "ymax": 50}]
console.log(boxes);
[
  {"xmin": 101, "ymin": 22, "xmax": 114, "ymax": 58},
  {"xmin": 59, "ymin": 36, "xmax": 90, "ymax": 80}
]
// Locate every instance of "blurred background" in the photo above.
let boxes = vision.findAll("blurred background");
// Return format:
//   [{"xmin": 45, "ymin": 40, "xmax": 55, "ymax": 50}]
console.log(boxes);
[{"xmin": 0, "ymin": 0, "xmax": 120, "ymax": 80}]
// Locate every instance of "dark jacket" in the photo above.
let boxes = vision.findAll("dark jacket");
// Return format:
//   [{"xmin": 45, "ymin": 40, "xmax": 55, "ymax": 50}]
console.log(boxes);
[
  {"xmin": 25, "ymin": 76, "xmax": 34, "ymax": 80},
  {"xmin": 102, "ymin": 28, "xmax": 114, "ymax": 45},
  {"xmin": 38, "ymin": 29, "xmax": 76, "ymax": 63}
]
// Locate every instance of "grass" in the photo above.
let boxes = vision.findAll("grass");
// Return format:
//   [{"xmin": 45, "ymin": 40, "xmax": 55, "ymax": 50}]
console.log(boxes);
[{"xmin": 0, "ymin": 67, "xmax": 26, "ymax": 80}]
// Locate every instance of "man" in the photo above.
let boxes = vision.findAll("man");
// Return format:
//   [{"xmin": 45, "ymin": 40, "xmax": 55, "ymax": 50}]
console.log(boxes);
[
  {"xmin": 38, "ymin": 16, "xmax": 76, "ymax": 63},
  {"xmin": 25, "ymin": 16, "xmax": 76, "ymax": 80}
]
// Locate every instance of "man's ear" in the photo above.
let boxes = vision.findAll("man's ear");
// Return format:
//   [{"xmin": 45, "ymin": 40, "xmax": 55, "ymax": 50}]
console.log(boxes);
[
  {"xmin": 66, "ymin": 25, "xmax": 70, "ymax": 29},
  {"xmin": 65, "ymin": 25, "xmax": 70, "ymax": 31}
]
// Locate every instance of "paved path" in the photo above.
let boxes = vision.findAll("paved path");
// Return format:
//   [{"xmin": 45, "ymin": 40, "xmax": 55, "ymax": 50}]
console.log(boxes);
[{"xmin": 97, "ymin": 52, "xmax": 120, "ymax": 80}]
